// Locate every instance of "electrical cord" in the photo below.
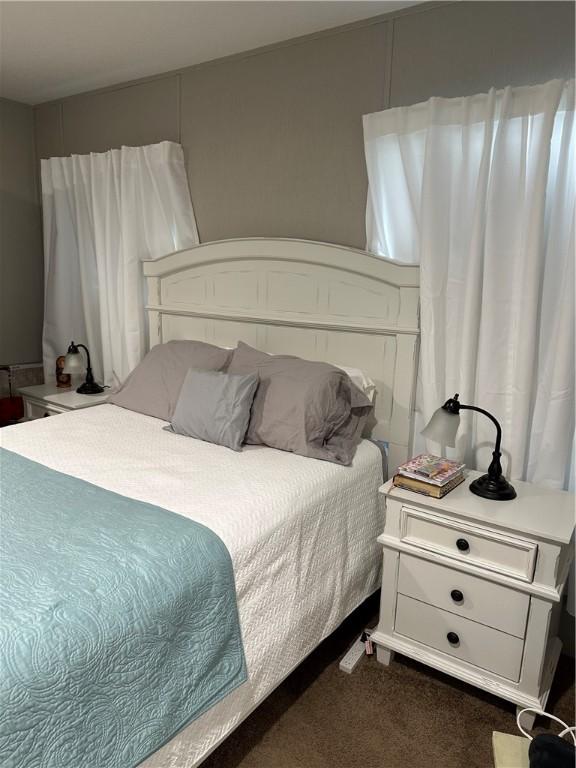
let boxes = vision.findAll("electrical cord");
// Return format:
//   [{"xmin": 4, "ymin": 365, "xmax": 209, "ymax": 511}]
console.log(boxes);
[{"xmin": 516, "ymin": 708, "xmax": 576, "ymax": 745}]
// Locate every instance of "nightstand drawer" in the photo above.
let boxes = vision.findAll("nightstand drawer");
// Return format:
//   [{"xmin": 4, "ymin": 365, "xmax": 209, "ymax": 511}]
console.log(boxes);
[
  {"xmin": 25, "ymin": 400, "xmax": 65, "ymax": 420},
  {"xmin": 398, "ymin": 554, "xmax": 530, "ymax": 637},
  {"xmin": 395, "ymin": 594, "xmax": 524, "ymax": 681},
  {"xmin": 400, "ymin": 507, "xmax": 537, "ymax": 582}
]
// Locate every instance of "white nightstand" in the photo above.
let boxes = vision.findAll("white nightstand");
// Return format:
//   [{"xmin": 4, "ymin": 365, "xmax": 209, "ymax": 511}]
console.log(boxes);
[
  {"xmin": 372, "ymin": 472, "xmax": 575, "ymax": 729},
  {"xmin": 18, "ymin": 384, "xmax": 109, "ymax": 420}
]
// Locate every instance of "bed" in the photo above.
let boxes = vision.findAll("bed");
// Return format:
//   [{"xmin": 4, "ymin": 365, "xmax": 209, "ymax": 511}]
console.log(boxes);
[{"xmin": 0, "ymin": 238, "xmax": 419, "ymax": 767}]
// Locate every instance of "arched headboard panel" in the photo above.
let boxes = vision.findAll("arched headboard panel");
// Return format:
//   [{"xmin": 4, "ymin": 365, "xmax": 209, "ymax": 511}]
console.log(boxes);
[{"xmin": 143, "ymin": 238, "xmax": 419, "ymax": 473}]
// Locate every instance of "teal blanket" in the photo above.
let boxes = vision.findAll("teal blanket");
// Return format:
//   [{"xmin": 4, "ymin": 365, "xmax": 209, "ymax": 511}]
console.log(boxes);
[{"xmin": 0, "ymin": 448, "xmax": 247, "ymax": 767}]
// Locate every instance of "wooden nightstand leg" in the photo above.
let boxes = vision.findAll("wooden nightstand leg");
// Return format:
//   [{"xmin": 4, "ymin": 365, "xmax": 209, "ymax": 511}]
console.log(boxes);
[
  {"xmin": 516, "ymin": 707, "xmax": 536, "ymax": 732},
  {"xmin": 376, "ymin": 645, "xmax": 394, "ymax": 666}
]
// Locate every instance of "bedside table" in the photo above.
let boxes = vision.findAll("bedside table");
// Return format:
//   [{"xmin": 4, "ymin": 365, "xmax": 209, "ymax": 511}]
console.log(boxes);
[
  {"xmin": 18, "ymin": 384, "xmax": 109, "ymax": 420},
  {"xmin": 372, "ymin": 472, "xmax": 575, "ymax": 729}
]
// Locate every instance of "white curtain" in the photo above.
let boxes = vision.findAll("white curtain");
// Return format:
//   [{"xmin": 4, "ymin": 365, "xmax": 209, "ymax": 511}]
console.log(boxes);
[
  {"xmin": 364, "ymin": 79, "xmax": 575, "ymax": 491},
  {"xmin": 41, "ymin": 141, "xmax": 199, "ymax": 388}
]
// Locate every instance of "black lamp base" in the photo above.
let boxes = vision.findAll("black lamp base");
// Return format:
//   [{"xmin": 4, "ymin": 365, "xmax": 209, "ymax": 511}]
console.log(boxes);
[
  {"xmin": 469, "ymin": 473, "xmax": 516, "ymax": 501},
  {"xmin": 76, "ymin": 381, "xmax": 105, "ymax": 395}
]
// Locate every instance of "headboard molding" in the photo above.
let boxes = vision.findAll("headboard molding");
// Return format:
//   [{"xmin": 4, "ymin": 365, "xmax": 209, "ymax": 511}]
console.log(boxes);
[{"xmin": 143, "ymin": 238, "xmax": 419, "ymax": 472}]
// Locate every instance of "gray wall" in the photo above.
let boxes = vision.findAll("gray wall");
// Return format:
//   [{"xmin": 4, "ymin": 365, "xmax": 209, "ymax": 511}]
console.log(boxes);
[
  {"xmin": 0, "ymin": 98, "xmax": 43, "ymax": 365},
  {"xmin": 23, "ymin": 1, "xmax": 576, "ymax": 358},
  {"xmin": 34, "ymin": 1, "xmax": 575, "ymax": 248}
]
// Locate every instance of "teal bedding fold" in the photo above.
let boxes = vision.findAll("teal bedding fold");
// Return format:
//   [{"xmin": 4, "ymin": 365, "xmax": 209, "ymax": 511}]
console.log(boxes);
[{"xmin": 0, "ymin": 448, "xmax": 247, "ymax": 768}]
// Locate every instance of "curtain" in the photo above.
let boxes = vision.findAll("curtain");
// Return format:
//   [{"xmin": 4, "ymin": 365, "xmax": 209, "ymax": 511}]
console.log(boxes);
[
  {"xmin": 41, "ymin": 141, "xmax": 199, "ymax": 388},
  {"xmin": 363, "ymin": 79, "xmax": 575, "ymax": 491}
]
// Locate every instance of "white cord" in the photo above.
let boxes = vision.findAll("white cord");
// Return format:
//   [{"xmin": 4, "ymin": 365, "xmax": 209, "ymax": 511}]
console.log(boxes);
[{"xmin": 517, "ymin": 708, "xmax": 576, "ymax": 745}]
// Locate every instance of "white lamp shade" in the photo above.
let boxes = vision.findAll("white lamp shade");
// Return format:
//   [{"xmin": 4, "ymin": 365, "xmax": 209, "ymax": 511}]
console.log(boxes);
[
  {"xmin": 62, "ymin": 351, "xmax": 84, "ymax": 374},
  {"xmin": 421, "ymin": 407, "xmax": 460, "ymax": 447}
]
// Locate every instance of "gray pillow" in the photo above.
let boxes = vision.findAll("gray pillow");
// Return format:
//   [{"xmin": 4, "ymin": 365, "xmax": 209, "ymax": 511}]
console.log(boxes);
[
  {"xmin": 109, "ymin": 340, "xmax": 232, "ymax": 421},
  {"xmin": 227, "ymin": 342, "xmax": 373, "ymax": 465},
  {"xmin": 165, "ymin": 368, "xmax": 259, "ymax": 451}
]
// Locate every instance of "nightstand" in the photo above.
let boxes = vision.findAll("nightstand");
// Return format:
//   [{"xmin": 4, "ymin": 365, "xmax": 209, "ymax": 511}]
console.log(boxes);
[
  {"xmin": 18, "ymin": 384, "xmax": 109, "ymax": 420},
  {"xmin": 372, "ymin": 472, "xmax": 575, "ymax": 729}
]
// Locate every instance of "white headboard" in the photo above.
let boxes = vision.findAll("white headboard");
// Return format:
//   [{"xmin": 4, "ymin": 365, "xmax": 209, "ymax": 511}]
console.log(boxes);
[{"xmin": 143, "ymin": 238, "xmax": 419, "ymax": 473}]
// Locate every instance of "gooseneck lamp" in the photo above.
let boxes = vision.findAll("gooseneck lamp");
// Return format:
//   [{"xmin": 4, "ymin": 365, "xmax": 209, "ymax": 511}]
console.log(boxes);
[
  {"xmin": 62, "ymin": 342, "xmax": 104, "ymax": 395},
  {"xmin": 422, "ymin": 393, "xmax": 516, "ymax": 501}
]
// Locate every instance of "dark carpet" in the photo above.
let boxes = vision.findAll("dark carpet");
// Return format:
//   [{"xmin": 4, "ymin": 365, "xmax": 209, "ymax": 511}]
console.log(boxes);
[{"xmin": 202, "ymin": 594, "xmax": 575, "ymax": 768}]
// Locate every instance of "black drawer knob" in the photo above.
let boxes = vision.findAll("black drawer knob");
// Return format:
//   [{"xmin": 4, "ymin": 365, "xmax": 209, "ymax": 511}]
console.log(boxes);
[
  {"xmin": 456, "ymin": 538, "xmax": 470, "ymax": 552},
  {"xmin": 450, "ymin": 589, "xmax": 464, "ymax": 603},
  {"xmin": 447, "ymin": 632, "xmax": 460, "ymax": 645}
]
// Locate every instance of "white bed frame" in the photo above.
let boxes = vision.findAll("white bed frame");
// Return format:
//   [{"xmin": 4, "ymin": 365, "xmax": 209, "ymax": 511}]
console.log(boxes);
[{"xmin": 143, "ymin": 238, "xmax": 419, "ymax": 473}]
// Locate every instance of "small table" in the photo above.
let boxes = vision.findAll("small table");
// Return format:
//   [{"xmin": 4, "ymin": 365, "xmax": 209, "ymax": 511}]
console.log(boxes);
[
  {"xmin": 18, "ymin": 384, "xmax": 109, "ymax": 420},
  {"xmin": 372, "ymin": 472, "xmax": 575, "ymax": 729}
]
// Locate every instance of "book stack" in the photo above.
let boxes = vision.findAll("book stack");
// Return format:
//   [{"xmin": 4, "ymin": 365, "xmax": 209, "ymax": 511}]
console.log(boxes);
[{"xmin": 393, "ymin": 454, "xmax": 466, "ymax": 498}]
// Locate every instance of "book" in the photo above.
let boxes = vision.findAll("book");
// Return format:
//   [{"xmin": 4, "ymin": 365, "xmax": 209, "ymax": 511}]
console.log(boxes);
[
  {"xmin": 397, "ymin": 454, "xmax": 465, "ymax": 487},
  {"xmin": 392, "ymin": 472, "xmax": 465, "ymax": 498}
]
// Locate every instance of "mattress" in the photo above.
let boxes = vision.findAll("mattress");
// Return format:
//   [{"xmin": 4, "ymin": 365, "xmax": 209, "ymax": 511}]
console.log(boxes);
[{"xmin": 1, "ymin": 404, "xmax": 384, "ymax": 767}]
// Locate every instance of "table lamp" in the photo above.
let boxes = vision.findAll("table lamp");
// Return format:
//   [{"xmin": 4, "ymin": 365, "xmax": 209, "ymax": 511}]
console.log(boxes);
[
  {"xmin": 62, "ymin": 342, "xmax": 104, "ymax": 395},
  {"xmin": 422, "ymin": 393, "xmax": 516, "ymax": 501}
]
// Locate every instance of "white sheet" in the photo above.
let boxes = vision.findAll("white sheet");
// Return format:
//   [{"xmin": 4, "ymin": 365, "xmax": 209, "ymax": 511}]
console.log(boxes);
[{"xmin": 1, "ymin": 404, "xmax": 383, "ymax": 767}]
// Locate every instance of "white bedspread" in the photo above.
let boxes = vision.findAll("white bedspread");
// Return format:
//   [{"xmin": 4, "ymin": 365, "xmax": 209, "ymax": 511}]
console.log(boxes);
[{"xmin": 1, "ymin": 404, "xmax": 383, "ymax": 767}]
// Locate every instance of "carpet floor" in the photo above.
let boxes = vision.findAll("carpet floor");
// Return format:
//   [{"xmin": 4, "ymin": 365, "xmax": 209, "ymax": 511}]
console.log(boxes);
[{"xmin": 202, "ymin": 594, "xmax": 575, "ymax": 768}]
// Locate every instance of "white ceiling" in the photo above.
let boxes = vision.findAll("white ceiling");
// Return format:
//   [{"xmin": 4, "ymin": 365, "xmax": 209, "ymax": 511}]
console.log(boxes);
[{"xmin": 0, "ymin": 1, "xmax": 422, "ymax": 105}]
